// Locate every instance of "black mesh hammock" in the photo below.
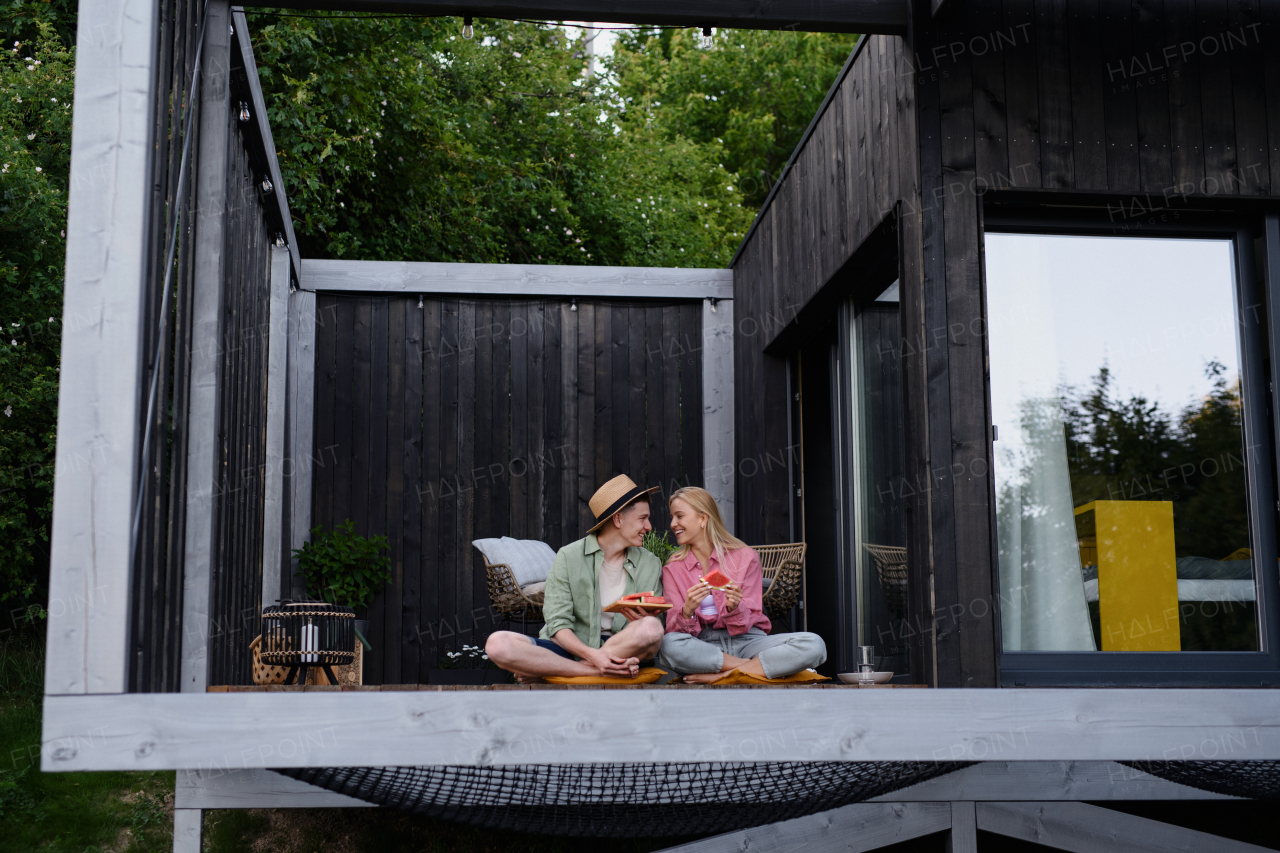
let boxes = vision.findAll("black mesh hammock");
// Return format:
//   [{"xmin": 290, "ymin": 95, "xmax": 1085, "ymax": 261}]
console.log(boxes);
[
  {"xmin": 1120, "ymin": 761, "xmax": 1280, "ymax": 800},
  {"xmin": 279, "ymin": 761, "xmax": 969, "ymax": 837}
]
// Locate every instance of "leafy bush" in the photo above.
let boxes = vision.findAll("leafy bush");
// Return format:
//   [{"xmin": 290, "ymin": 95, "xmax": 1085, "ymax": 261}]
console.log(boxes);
[
  {"xmin": 0, "ymin": 24, "xmax": 73, "ymax": 609},
  {"xmin": 292, "ymin": 520, "xmax": 391, "ymax": 611},
  {"xmin": 641, "ymin": 530, "xmax": 676, "ymax": 565}
]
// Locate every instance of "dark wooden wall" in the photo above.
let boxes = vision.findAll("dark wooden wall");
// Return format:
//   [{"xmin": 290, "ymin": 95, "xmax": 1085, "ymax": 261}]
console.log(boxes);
[
  {"xmin": 206, "ymin": 117, "xmax": 274, "ymax": 689},
  {"xmin": 312, "ymin": 295, "xmax": 704, "ymax": 685},
  {"xmin": 732, "ymin": 1, "xmax": 1280, "ymax": 687}
]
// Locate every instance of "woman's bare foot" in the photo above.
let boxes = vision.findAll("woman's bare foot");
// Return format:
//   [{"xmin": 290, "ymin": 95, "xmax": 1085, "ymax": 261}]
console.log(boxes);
[{"xmin": 682, "ymin": 669, "xmax": 737, "ymax": 684}]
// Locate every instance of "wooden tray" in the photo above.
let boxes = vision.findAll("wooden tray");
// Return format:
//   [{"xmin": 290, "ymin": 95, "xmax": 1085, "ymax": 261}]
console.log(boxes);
[{"xmin": 603, "ymin": 600, "xmax": 674, "ymax": 614}]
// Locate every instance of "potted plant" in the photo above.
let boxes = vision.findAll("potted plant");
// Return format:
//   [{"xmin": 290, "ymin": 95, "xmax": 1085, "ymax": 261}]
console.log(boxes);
[
  {"xmin": 642, "ymin": 530, "xmax": 677, "ymax": 565},
  {"xmin": 427, "ymin": 644, "xmax": 511, "ymax": 686},
  {"xmin": 293, "ymin": 519, "xmax": 391, "ymax": 658}
]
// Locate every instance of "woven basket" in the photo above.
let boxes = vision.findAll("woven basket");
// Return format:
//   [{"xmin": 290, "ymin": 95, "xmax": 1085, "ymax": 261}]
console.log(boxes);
[{"xmin": 252, "ymin": 633, "xmax": 363, "ymax": 686}]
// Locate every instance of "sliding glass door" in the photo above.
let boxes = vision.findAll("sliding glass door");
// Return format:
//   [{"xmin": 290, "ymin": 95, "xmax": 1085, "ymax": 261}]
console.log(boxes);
[{"xmin": 840, "ymin": 282, "xmax": 909, "ymax": 676}]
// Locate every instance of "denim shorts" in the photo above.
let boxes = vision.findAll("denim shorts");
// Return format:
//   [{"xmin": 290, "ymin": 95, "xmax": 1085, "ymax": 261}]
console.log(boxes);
[{"xmin": 534, "ymin": 636, "xmax": 609, "ymax": 660}]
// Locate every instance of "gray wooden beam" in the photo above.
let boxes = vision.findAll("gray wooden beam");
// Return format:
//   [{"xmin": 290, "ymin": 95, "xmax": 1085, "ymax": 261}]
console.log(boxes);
[
  {"xmin": 300, "ymin": 259, "xmax": 733, "ymax": 301},
  {"xmin": 239, "ymin": 0, "xmax": 908, "ymax": 34},
  {"xmin": 976, "ymin": 801, "xmax": 1274, "ymax": 853},
  {"xmin": 44, "ymin": 0, "xmax": 159, "ymax": 696},
  {"xmin": 871, "ymin": 761, "xmax": 1237, "ymax": 802},
  {"xmin": 285, "ymin": 290, "xmax": 317, "ymax": 600},
  {"xmin": 260, "ymin": 247, "xmax": 291, "ymax": 607},
  {"xmin": 701, "ymin": 298, "xmax": 734, "ymax": 532},
  {"xmin": 40, "ymin": 688, "xmax": 1280, "ymax": 772},
  {"xmin": 659, "ymin": 802, "xmax": 951, "ymax": 853},
  {"xmin": 230, "ymin": 8, "xmax": 300, "ymax": 280},
  {"xmin": 946, "ymin": 802, "xmax": 976, "ymax": 853},
  {"xmin": 180, "ymin": 0, "xmax": 234, "ymax": 695},
  {"xmin": 172, "ymin": 808, "xmax": 202, "ymax": 853},
  {"xmin": 176, "ymin": 768, "xmax": 375, "ymax": 809}
]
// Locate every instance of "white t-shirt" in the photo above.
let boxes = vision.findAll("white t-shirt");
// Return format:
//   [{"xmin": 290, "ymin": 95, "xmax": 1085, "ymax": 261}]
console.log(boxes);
[{"xmin": 599, "ymin": 556, "xmax": 627, "ymax": 635}]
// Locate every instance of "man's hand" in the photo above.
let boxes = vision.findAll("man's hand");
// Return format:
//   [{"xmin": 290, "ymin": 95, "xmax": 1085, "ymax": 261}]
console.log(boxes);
[
  {"xmin": 618, "ymin": 605, "xmax": 650, "ymax": 623},
  {"xmin": 682, "ymin": 580, "xmax": 713, "ymax": 618},
  {"xmin": 588, "ymin": 648, "xmax": 640, "ymax": 677},
  {"xmin": 723, "ymin": 581, "xmax": 743, "ymax": 613}
]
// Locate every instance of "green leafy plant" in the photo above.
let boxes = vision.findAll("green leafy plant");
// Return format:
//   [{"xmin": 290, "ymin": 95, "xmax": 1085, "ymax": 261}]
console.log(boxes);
[
  {"xmin": 292, "ymin": 520, "xmax": 391, "ymax": 611},
  {"xmin": 642, "ymin": 530, "xmax": 677, "ymax": 565}
]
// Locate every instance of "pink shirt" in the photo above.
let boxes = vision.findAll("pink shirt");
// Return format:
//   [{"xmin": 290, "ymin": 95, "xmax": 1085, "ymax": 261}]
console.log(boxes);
[{"xmin": 662, "ymin": 546, "xmax": 770, "ymax": 637}]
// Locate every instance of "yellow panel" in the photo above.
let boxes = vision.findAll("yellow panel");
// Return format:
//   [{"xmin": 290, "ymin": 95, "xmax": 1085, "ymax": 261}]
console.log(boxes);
[{"xmin": 1076, "ymin": 501, "xmax": 1180, "ymax": 651}]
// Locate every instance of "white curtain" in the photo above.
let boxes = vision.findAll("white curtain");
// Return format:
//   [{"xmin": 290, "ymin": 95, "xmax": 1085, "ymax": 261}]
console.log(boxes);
[{"xmin": 988, "ymin": 235, "xmax": 1096, "ymax": 652}]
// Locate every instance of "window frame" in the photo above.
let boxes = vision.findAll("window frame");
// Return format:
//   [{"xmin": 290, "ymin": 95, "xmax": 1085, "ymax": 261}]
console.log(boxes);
[{"xmin": 982, "ymin": 209, "xmax": 1280, "ymax": 687}]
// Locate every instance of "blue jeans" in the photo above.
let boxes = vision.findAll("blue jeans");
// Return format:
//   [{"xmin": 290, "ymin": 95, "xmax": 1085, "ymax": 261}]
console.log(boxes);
[
  {"xmin": 657, "ymin": 627, "xmax": 827, "ymax": 679},
  {"xmin": 533, "ymin": 635, "xmax": 609, "ymax": 660}
]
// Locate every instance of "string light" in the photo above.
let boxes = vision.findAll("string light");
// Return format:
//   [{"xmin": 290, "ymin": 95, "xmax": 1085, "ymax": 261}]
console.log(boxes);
[
  {"xmin": 463, "ymin": 15, "xmax": 473, "ymax": 39},
  {"xmin": 261, "ymin": 177, "xmax": 273, "ymax": 193},
  {"xmin": 238, "ymin": 101, "xmax": 250, "ymax": 122},
  {"xmin": 700, "ymin": 26, "xmax": 713, "ymax": 49}
]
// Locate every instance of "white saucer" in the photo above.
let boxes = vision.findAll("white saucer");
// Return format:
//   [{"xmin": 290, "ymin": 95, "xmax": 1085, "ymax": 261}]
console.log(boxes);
[{"xmin": 837, "ymin": 671, "xmax": 893, "ymax": 684}]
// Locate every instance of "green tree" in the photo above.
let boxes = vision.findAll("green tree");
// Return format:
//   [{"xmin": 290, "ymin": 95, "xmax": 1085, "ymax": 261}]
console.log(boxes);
[
  {"xmin": 0, "ymin": 25, "xmax": 72, "ymax": 607},
  {"xmin": 609, "ymin": 27, "xmax": 859, "ymax": 207},
  {"xmin": 250, "ymin": 15, "xmax": 753, "ymax": 267}
]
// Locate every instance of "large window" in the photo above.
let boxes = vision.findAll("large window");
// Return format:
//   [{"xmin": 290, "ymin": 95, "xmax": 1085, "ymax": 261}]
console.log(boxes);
[{"xmin": 985, "ymin": 223, "xmax": 1280, "ymax": 684}]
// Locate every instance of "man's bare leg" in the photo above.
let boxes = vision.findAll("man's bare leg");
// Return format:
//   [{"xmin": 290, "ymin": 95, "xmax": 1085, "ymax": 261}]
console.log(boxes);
[
  {"xmin": 682, "ymin": 653, "xmax": 767, "ymax": 684},
  {"xmin": 599, "ymin": 616, "xmax": 664, "ymax": 675},
  {"xmin": 485, "ymin": 631, "xmax": 601, "ymax": 680}
]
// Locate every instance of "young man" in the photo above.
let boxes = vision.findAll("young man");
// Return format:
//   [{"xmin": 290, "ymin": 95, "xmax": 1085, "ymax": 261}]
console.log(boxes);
[{"xmin": 486, "ymin": 475, "xmax": 665, "ymax": 680}]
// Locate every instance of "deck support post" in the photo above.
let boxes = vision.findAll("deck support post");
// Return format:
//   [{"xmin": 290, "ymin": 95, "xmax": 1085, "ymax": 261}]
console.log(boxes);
[
  {"xmin": 180, "ymin": 0, "xmax": 233, "ymax": 693},
  {"xmin": 285, "ymin": 289, "xmax": 317, "ymax": 599},
  {"xmin": 945, "ymin": 801, "xmax": 976, "ymax": 853},
  {"xmin": 260, "ymin": 246, "xmax": 291, "ymax": 605},
  {"xmin": 44, "ymin": 0, "xmax": 159, "ymax": 697},
  {"xmin": 172, "ymin": 808, "xmax": 202, "ymax": 853},
  {"xmin": 701, "ymin": 297, "xmax": 734, "ymax": 532}
]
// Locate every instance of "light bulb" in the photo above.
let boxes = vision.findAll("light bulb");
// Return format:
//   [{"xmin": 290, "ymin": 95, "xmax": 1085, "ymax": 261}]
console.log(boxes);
[
  {"xmin": 463, "ymin": 16, "xmax": 473, "ymax": 39},
  {"xmin": 239, "ymin": 102, "xmax": 250, "ymax": 122},
  {"xmin": 261, "ymin": 177, "xmax": 273, "ymax": 193},
  {"xmin": 700, "ymin": 26, "xmax": 713, "ymax": 49}
]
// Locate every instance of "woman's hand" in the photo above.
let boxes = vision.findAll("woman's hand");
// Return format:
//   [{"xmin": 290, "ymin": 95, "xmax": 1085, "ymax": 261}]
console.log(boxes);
[
  {"xmin": 682, "ymin": 579, "xmax": 712, "ymax": 618},
  {"xmin": 723, "ymin": 581, "xmax": 743, "ymax": 613}
]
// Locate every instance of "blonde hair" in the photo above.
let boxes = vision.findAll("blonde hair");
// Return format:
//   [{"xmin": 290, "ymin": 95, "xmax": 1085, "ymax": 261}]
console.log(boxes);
[{"xmin": 667, "ymin": 486, "xmax": 746, "ymax": 564}]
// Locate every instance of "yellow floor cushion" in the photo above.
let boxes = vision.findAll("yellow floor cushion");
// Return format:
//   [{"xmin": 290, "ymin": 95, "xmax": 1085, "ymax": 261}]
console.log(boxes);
[
  {"xmin": 543, "ymin": 667, "xmax": 667, "ymax": 685},
  {"xmin": 701, "ymin": 668, "xmax": 829, "ymax": 685}
]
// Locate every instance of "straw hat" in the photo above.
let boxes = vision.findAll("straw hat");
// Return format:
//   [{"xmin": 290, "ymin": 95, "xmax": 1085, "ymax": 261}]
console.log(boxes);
[{"xmin": 587, "ymin": 474, "xmax": 660, "ymax": 534}]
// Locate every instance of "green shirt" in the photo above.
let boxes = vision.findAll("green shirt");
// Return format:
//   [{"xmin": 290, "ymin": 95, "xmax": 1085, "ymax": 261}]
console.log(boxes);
[{"xmin": 538, "ymin": 533, "xmax": 664, "ymax": 649}]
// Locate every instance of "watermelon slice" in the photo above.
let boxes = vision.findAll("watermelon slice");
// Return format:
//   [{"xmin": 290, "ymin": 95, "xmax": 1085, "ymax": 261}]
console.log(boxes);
[
  {"xmin": 620, "ymin": 592, "xmax": 667, "ymax": 605},
  {"xmin": 702, "ymin": 568, "xmax": 732, "ymax": 589}
]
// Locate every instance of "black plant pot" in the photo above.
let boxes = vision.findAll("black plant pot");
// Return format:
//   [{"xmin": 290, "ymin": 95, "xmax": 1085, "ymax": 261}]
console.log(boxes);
[{"xmin": 426, "ymin": 669, "xmax": 510, "ymax": 685}]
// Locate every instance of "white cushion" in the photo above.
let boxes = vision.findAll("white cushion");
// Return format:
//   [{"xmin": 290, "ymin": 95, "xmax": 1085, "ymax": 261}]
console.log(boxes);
[
  {"xmin": 520, "ymin": 581, "xmax": 547, "ymax": 597},
  {"xmin": 472, "ymin": 537, "xmax": 556, "ymax": 586}
]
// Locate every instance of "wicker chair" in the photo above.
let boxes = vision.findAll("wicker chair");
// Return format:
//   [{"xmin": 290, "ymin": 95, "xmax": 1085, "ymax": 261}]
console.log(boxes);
[
  {"xmin": 481, "ymin": 554, "xmax": 545, "ymax": 629},
  {"xmin": 753, "ymin": 542, "xmax": 806, "ymax": 621},
  {"xmin": 863, "ymin": 543, "xmax": 908, "ymax": 620}
]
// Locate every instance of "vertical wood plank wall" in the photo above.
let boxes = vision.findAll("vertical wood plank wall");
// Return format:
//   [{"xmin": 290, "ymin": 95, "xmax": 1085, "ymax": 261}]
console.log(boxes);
[
  {"xmin": 205, "ymin": 115, "xmax": 274, "ymax": 688},
  {"xmin": 731, "ymin": 2, "xmax": 1280, "ymax": 687},
  {"xmin": 312, "ymin": 296, "xmax": 704, "ymax": 685}
]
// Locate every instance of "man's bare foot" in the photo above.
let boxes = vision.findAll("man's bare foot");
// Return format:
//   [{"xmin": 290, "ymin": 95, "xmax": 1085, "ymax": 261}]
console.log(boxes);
[{"xmin": 515, "ymin": 673, "xmax": 545, "ymax": 684}]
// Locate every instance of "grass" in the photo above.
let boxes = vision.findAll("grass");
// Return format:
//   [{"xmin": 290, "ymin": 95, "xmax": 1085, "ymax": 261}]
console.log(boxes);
[
  {"xmin": 2, "ymin": 628, "xmax": 685, "ymax": 853},
  {"xmin": 0, "ymin": 627, "xmax": 174, "ymax": 853}
]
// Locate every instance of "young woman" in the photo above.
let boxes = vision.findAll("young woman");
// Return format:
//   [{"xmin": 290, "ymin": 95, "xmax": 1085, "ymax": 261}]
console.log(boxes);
[{"xmin": 658, "ymin": 487, "xmax": 826, "ymax": 683}]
